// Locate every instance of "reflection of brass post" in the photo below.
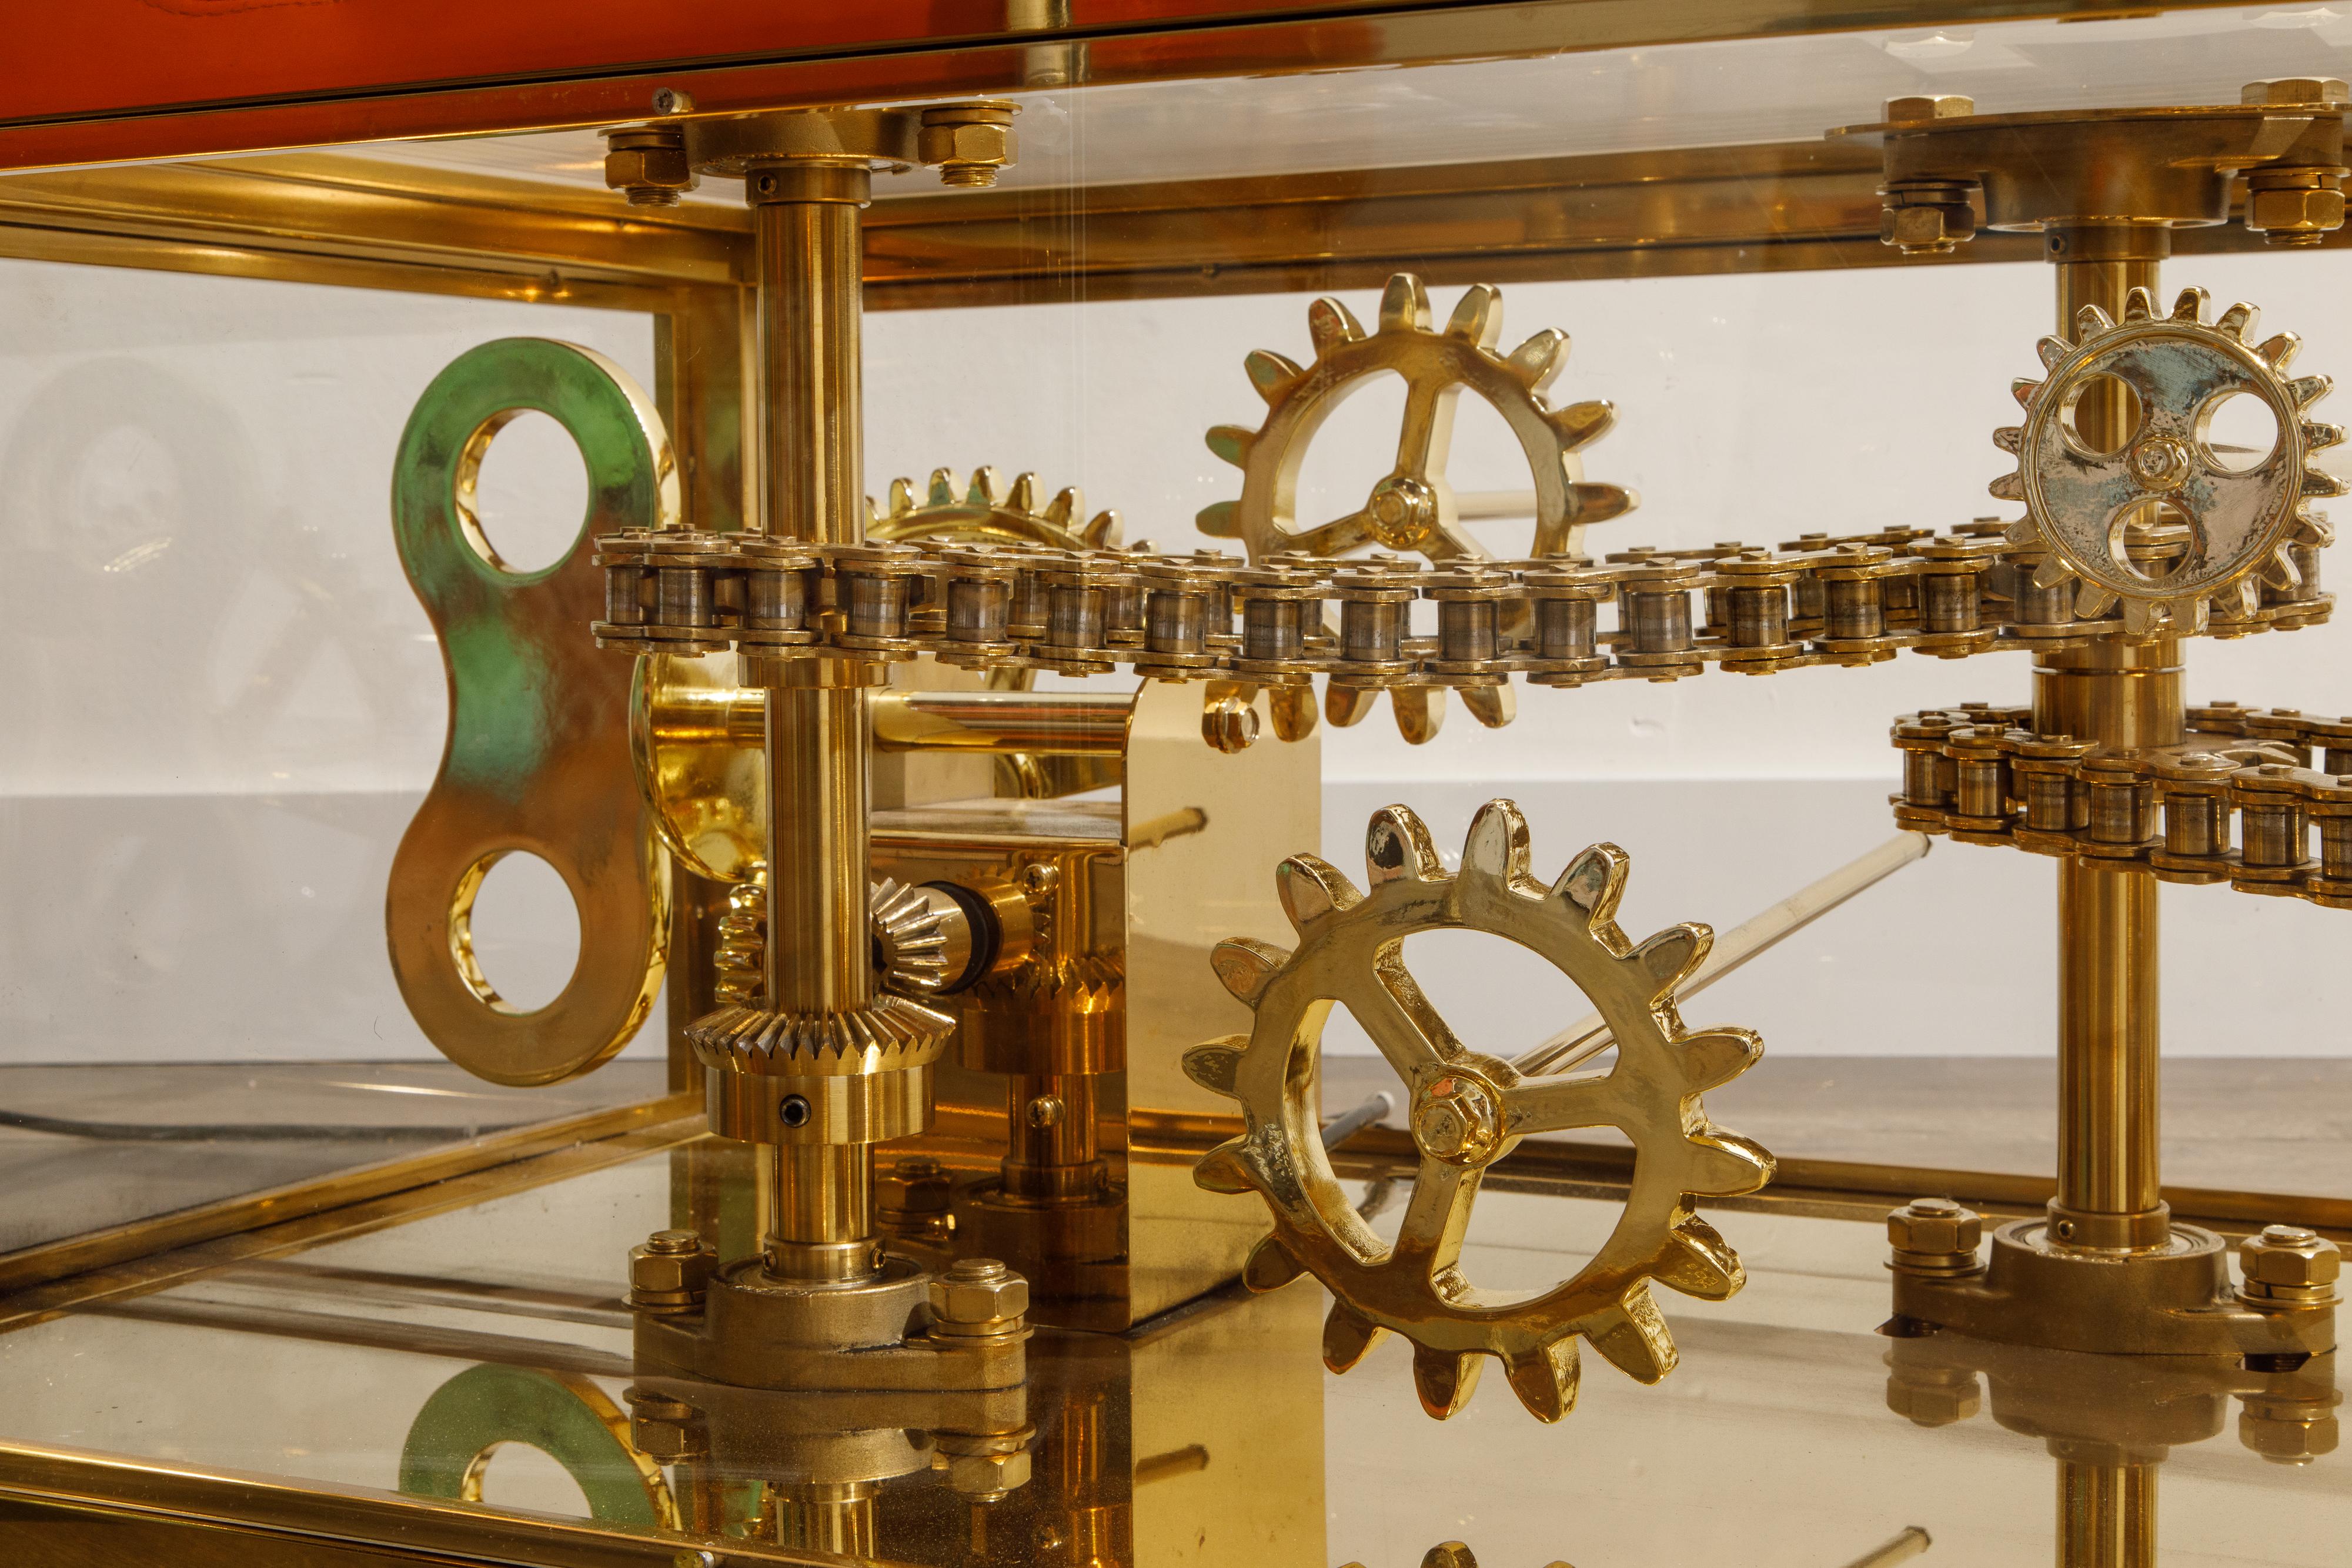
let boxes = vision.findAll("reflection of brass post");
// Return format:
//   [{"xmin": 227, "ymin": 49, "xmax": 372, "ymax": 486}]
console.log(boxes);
[
  {"xmin": 1005, "ymin": 1074, "xmax": 1103, "ymax": 1200},
  {"xmin": 771, "ymin": 1480, "xmax": 876, "ymax": 1557},
  {"xmin": 2056, "ymin": 1458, "xmax": 2154, "ymax": 1568},
  {"xmin": 750, "ymin": 156, "xmax": 884, "ymax": 1285},
  {"xmin": 2039, "ymin": 225, "xmax": 2179, "ymax": 1254}
]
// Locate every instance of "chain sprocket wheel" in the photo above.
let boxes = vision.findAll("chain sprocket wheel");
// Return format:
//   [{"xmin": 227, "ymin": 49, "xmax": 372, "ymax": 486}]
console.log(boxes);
[
  {"xmin": 869, "ymin": 464, "xmax": 1122, "ymax": 551},
  {"xmin": 1181, "ymin": 800, "xmax": 1774, "ymax": 1423},
  {"xmin": 1995, "ymin": 285, "xmax": 2344, "ymax": 638},
  {"xmin": 1198, "ymin": 273, "xmax": 1633, "ymax": 743}
]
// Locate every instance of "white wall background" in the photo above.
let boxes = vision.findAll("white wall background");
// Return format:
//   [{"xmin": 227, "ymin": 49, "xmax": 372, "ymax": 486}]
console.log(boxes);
[{"xmin": 4, "ymin": 238, "xmax": 2350, "ymax": 1065}]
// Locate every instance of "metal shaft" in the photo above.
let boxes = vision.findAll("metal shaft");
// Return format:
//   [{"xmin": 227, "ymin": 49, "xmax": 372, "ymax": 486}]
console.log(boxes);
[
  {"xmin": 750, "ymin": 158, "xmax": 882, "ymax": 1281},
  {"xmin": 2041, "ymin": 225, "xmax": 2177, "ymax": 1251},
  {"xmin": 2056, "ymin": 1460, "xmax": 2154, "ymax": 1568}
]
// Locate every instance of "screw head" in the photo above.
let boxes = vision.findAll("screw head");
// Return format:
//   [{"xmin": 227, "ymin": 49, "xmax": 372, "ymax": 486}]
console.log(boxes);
[
  {"xmin": 1883, "ymin": 93, "xmax": 1975, "ymax": 124},
  {"xmin": 2240, "ymin": 1224, "xmax": 2342, "ymax": 1290},
  {"xmin": 1025, "ymin": 1095, "xmax": 1064, "ymax": 1129},
  {"xmin": 651, "ymin": 87, "xmax": 697, "ymax": 115},
  {"xmin": 1888, "ymin": 1197, "xmax": 1982, "ymax": 1255},
  {"xmin": 1411, "ymin": 1074, "xmax": 1505, "ymax": 1166},
  {"xmin": 2243, "ymin": 78, "xmax": 2350, "ymax": 107},
  {"xmin": 643, "ymin": 1229, "xmax": 700, "ymax": 1255},
  {"xmin": 929, "ymin": 1257, "xmax": 1028, "ymax": 1326}
]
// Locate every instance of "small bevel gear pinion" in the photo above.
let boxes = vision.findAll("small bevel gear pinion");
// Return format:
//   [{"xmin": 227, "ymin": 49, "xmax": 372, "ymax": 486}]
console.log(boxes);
[
  {"xmin": 1198, "ymin": 273, "xmax": 1634, "ymax": 564},
  {"xmin": 711, "ymin": 875, "xmax": 953, "ymax": 1004},
  {"xmin": 870, "ymin": 465, "xmax": 1124, "ymax": 551},
  {"xmin": 1994, "ymin": 285, "xmax": 2344, "ymax": 637},
  {"xmin": 1182, "ymin": 801, "xmax": 1775, "ymax": 1424}
]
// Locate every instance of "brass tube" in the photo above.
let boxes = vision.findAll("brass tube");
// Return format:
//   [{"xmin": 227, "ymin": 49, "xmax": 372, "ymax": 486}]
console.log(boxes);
[
  {"xmin": 2056, "ymin": 1460, "xmax": 2154, "ymax": 1568},
  {"xmin": 770, "ymin": 1481, "xmax": 875, "ymax": 1558},
  {"xmin": 1004, "ymin": 1072, "xmax": 1104, "ymax": 1201},
  {"xmin": 763, "ymin": 686, "xmax": 871, "ymax": 1012},
  {"xmin": 2040, "ymin": 225, "xmax": 2177, "ymax": 1248},
  {"xmin": 871, "ymin": 688, "xmax": 1133, "ymax": 754},
  {"xmin": 754, "ymin": 164, "xmax": 866, "ymax": 548},
  {"xmin": 763, "ymin": 1144, "xmax": 877, "ymax": 1282}
]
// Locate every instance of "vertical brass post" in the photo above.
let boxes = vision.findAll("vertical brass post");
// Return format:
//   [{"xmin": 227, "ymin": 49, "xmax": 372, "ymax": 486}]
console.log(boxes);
[
  {"xmin": 2056, "ymin": 1457, "xmax": 2155, "ymax": 1568},
  {"xmin": 2037, "ymin": 225, "xmax": 2180, "ymax": 1254},
  {"xmin": 747, "ymin": 157, "xmax": 885, "ymax": 1283},
  {"xmin": 770, "ymin": 1481, "xmax": 877, "ymax": 1557}
]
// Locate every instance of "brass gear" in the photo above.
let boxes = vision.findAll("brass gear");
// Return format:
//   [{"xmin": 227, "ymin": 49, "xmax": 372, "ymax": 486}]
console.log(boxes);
[
  {"xmin": 1181, "ymin": 800, "xmax": 1775, "ymax": 1423},
  {"xmin": 1994, "ymin": 285, "xmax": 2344, "ymax": 638},
  {"xmin": 1197, "ymin": 272, "xmax": 1633, "ymax": 564},
  {"xmin": 869, "ymin": 465, "xmax": 1123, "ymax": 551},
  {"xmin": 710, "ymin": 874, "xmax": 951, "ymax": 1005}
]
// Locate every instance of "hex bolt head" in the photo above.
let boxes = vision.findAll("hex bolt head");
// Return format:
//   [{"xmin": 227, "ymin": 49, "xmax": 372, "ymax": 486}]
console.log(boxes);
[
  {"xmin": 2239, "ymin": 1223, "xmax": 2342, "ymax": 1306},
  {"xmin": 2243, "ymin": 78, "xmax": 2350, "ymax": 106},
  {"xmin": 601, "ymin": 128, "xmax": 695, "ymax": 207},
  {"xmin": 1885, "ymin": 1368, "xmax": 1982, "ymax": 1427},
  {"xmin": 1887, "ymin": 1196, "xmax": 1983, "ymax": 1256},
  {"xmin": 928, "ymin": 1257, "xmax": 1029, "ymax": 1328},
  {"xmin": 627, "ymin": 1229, "xmax": 714, "ymax": 1312},
  {"xmin": 1411, "ymin": 1074, "xmax": 1504, "ymax": 1166},
  {"xmin": 878, "ymin": 1156, "xmax": 955, "ymax": 1218},
  {"xmin": 1883, "ymin": 94, "xmax": 1975, "ymax": 123},
  {"xmin": 917, "ymin": 103, "xmax": 1017, "ymax": 188}
]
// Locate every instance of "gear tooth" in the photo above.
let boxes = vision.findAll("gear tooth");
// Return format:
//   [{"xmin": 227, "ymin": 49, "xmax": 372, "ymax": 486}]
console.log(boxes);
[
  {"xmin": 1409, "ymin": 1343, "xmax": 1484, "ymax": 1420},
  {"xmin": 1205, "ymin": 424, "xmax": 1256, "ymax": 467},
  {"xmin": 1553, "ymin": 843, "xmax": 1630, "ymax": 935},
  {"xmin": 1505, "ymin": 327, "xmax": 1568, "ymax": 392},
  {"xmin": 2303, "ymin": 421, "xmax": 2346, "ymax": 453},
  {"xmin": 2234, "ymin": 576, "xmax": 2264, "ymax": 619},
  {"xmin": 1322, "ymin": 1299, "xmax": 1388, "ymax": 1372},
  {"xmin": 1040, "ymin": 484, "xmax": 1076, "ymax": 526},
  {"xmin": 2123, "ymin": 287, "xmax": 2157, "ymax": 323},
  {"xmin": 1242, "ymin": 1234, "xmax": 1308, "ymax": 1292},
  {"xmin": 2036, "ymin": 335, "xmax": 2073, "ymax": 369},
  {"xmin": 1585, "ymin": 1288, "xmax": 1678, "ymax": 1384},
  {"xmin": 1209, "ymin": 938, "xmax": 1288, "ymax": 1006},
  {"xmin": 1685, "ymin": 1132, "xmax": 1775, "ymax": 1198},
  {"xmin": 1003, "ymin": 471, "xmax": 1037, "ymax": 514},
  {"xmin": 1502, "ymin": 1338, "xmax": 1582, "ymax": 1424},
  {"xmin": 1245, "ymin": 347, "xmax": 1304, "ymax": 403},
  {"xmin": 1192, "ymin": 1139, "xmax": 1258, "ymax": 1196},
  {"xmin": 2075, "ymin": 302, "xmax": 2114, "ymax": 337},
  {"xmin": 1197, "ymin": 499, "xmax": 1241, "ymax": 538},
  {"xmin": 1365, "ymin": 804, "xmax": 1446, "ymax": 886},
  {"xmin": 1653, "ymin": 1217, "xmax": 1745, "ymax": 1301},
  {"xmin": 2012, "ymin": 377, "xmax": 2042, "ymax": 409},
  {"xmin": 2260, "ymin": 331, "xmax": 2304, "ymax": 370},
  {"xmin": 862, "ymin": 491, "xmax": 881, "ymax": 529},
  {"xmin": 888, "ymin": 476, "xmax": 916, "ymax": 516},
  {"xmin": 2076, "ymin": 584, "xmax": 2120, "ymax": 620},
  {"xmin": 1083, "ymin": 508, "xmax": 1122, "ymax": 548},
  {"xmin": 2265, "ymin": 543, "xmax": 2305, "ymax": 591},
  {"xmin": 1569, "ymin": 480, "xmax": 1637, "ymax": 523},
  {"xmin": 1676, "ymin": 1027, "xmax": 1763, "ymax": 1094},
  {"xmin": 2174, "ymin": 596, "xmax": 2213, "ymax": 636},
  {"xmin": 1460, "ymin": 800, "xmax": 1535, "ymax": 885},
  {"xmin": 1987, "ymin": 471, "xmax": 2026, "ymax": 502},
  {"xmin": 1392, "ymin": 685, "xmax": 1448, "ymax": 745},
  {"xmin": 1631, "ymin": 922, "xmax": 1710, "ymax": 1002},
  {"xmin": 973, "ymin": 466, "xmax": 1011, "ymax": 506},
  {"xmin": 2031, "ymin": 554, "xmax": 2076, "ymax": 591},
  {"xmin": 1378, "ymin": 273, "xmax": 1433, "ymax": 334},
  {"xmin": 2171, "ymin": 286, "xmax": 2209, "ymax": 323},
  {"xmin": 2117, "ymin": 599, "xmax": 2158, "ymax": 639},
  {"xmin": 1443, "ymin": 282, "xmax": 1503, "ymax": 347},
  {"xmin": 2005, "ymin": 517, "xmax": 2042, "ymax": 547},
  {"xmin": 1421, "ymin": 1547, "xmax": 1478, "ymax": 1568},
  {"xmin": 1277, "ymin": 854, "xmax": 1362, "ymax": 933},
  {"xmin": 1327, "ymin": 683, "xmax": 1379, "ymax": 728},
  {"xmin": 2303, "ymin": 465, "xmax": 2348, "ymax": 499},
  {"xmin": 1992, "ymin": 426, "xmax": 2023, "ymax": 454},
  {"xmin": 1307, "ymin": 295, "xmax": 1367, "ymax": 357},
  {"xmin": 2217, "ymin": 301, "xmax": 2260, "ymax": 342},
  {"xmin": 2297, "ymin": 511, "xmax": 2337, "ymax": 548},
  {"xmin": 1549, "ymin": 398, "xmax": 1616, "ymax": 452},
  {"xmin": 926, "ymin": 468, "xmax": 958, "ymax": 507},
  {"xmin": 1459, "ymin": 683, "xmax": 1515, "ymax": 729},
  {"xmin": 1181, "ymin": 1037, "xmax": 1250, "ymax": 1096}
]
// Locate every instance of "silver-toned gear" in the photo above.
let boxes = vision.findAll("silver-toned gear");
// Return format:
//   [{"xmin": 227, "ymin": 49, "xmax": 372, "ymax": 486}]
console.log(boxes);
[
  {"xmin": 1994, "ymin": 285, "xmax": 2344, "ymax": 638},
  {"xmin": 1197, "ymin": 272, "xmax": 1634, "ymax": 564},
  {"xmin": 1181, "ymin": 800, "xmax": 1775, "ymax": 1424},
  {"xmin": 870, "ymin": 466, "xmax": 1122, "ymax": 551}
]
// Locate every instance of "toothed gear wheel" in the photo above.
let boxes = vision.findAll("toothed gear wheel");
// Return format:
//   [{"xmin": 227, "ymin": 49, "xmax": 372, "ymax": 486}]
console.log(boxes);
[
  {"xmin": 869, "ymin": 465, "xmax": 1124, "ymax": 551},
  {"xmin": 706, "ymin": 874, "xmax": 952, "ymax": 1004},
  {"xmin": 1181, "ymin": 801, "xmax": 1775, "ymax": 1425},
  {"xmin": 1994, "ymin": 285, "xmax": 2344, "ymax": 637},
  {"xmin": 1198, "ymin": 272, "xmax": 1635, "ymax": 565}
]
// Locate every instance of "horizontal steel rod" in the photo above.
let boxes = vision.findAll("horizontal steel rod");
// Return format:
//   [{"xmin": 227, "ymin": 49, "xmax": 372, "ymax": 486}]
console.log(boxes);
[{"xmin": 1512, "ymin": 831, "xmax": 1932, "ymax": 1078}]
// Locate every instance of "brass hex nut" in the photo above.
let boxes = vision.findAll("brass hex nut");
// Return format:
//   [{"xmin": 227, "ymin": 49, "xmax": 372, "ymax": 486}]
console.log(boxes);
[
  {"xmin": 627, "ymin": 1229, "xmax": 714, "ymax": 1311},
  {"xmin": 2240, "ymin": 1403, "xmax": 2340, "ymax": 1465},
  {"xmin": 878, "ymin": 1157, "xmax": 955, "ymax": 1217},
  {"xmin": 2243, "ymin": 77, "xmax": 2350, "ymax": 106},
  {"xmin": 602, "ymin": 129, "xmax": 696, "ymax": 206},
  {"xmin": 1412, "ymin": 1074, "xmax": 1504, "ymax": 1166},
  {"xmin": 943, "ymin": 1447, "xmax": 1032, "ymax": 1498},
  {"xmin": 928, "ymin": 1258, "xmax": 1028, "ymax": 1327},
  {"xmin": 1885, "ymin": 1369, "xmax": 1982, "ymax": 1427},
  {"xmin": 2239, "ymin": 1225, "xmax": 2341, "ymax": 1298},
  {"xmin": 626, "ymin": 1392, "xmax": 706, "ymax": 1461},
  {"xmin": 1883, "ymin": 93, "xmax": 1975, "ymax": 123},
  {"xmin": 2247, "ymin": 183, "xmax": 2347, "ymax": 240},
  {"xmin": 917, "ymin": 104, "xmax": 1017, "ymax": 188},
  {"xmin": 1887, "ymin": 1197, "xmax": 1982, "ymax": 1256}
]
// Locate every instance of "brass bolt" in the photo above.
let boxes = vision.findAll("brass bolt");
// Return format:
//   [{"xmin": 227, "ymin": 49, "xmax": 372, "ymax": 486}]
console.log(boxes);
[
  {"xmin": 2245, "ymin": 173, "xmax": 2347, "ymax": 248},
  {"xmin": 1411, "ymin": 1074, "xmax": 1504, "ymax": 1166},
  {"xmin": 601, "ymin": 126, "xmax": 696, "ymax": 208},
  {"xmin": 1885, "ymin": 1366, "xmax": 1982, "ymax": 1427},
  {"xmin": 1883, "ymin": 94, "xmax": 1975, "ymax": 124},
  {"xmin": 1887, "ymin": 1197, "xmax": 1983, "ymax": 1276},
  {"xmin": 2243, "ymin": 78, "xmax": 2350, "ymax": 107},
  {"xmin": 933, "ymin": 1429, "xmax": 1034, "ymax": 1500},
  {"xmin": 625, "ymin": 1389, "xmax": 706, "ymax": 1461},
  {"xmin": 627, "ymin": 1228, "xmax": 714, "ymax": 1313},
  {"xmin": 917, "ymin": 102, "xmax": 1017, "ymax": 188},
  {"xmin": 2239, "ymin": 1223, "xmax": 2341, "ymax": 1308},
  {"xmin": 928, "ymin": 1256, "xmax": 1029, "ymax": 1333},
  {"xmin": 1025, "ymin": 1094, "xmax": 1064, "ymax": 1129},
  {"xmin": 1203, "ymin": 694, "xmax": 1259, "ymax": 754},
  {"xmin": 2240, "ymin": 1388, "xmax": 2343, "ymax": 1466}
]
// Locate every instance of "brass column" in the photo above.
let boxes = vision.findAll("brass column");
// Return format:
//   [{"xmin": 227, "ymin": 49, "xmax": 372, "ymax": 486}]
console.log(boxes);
[
  {"xmin": 2036, "ymin": 225, "xmax": 2180, "ymax": 1253},
  {"xmin": 749, "ymin": 158, "xmax": 884, "ymax": 1283},
  {"xmin": 2056, "ymin": 1457, "xmax": 2155, "ymax": 1568}
]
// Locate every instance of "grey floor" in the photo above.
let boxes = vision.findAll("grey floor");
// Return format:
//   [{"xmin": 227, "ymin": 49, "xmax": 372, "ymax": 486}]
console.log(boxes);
[{"xmin": 0, "ymin": 1059, "xmax": 669, "ymax": 1255}]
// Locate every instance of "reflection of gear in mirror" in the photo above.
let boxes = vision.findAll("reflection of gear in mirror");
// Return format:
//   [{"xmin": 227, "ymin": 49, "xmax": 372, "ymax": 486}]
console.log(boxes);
[{"xmin": 1184, "ymin": 800, "xmax": 1773, "ymax": 1422}]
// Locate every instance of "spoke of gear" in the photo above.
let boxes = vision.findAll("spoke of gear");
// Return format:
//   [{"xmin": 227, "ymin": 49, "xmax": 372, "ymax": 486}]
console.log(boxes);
[
  {"xmin": 869, "ymin": 465, "xmax": 1124, "ymax": 551},
  {"xmin": 1180, "ymin": 800, "xmax": 1775, "ymax": 1424},
  {"xmin": 1994, "ymin": 284, "xmax": 2344, "ymax": 639}
]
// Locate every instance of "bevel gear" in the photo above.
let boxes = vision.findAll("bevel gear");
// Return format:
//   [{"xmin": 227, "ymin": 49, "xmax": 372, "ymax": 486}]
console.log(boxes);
[
  {"xmin": 869, "ymin": 465, "xmax": 1123, "ymax": 551},
  {"xmin": 1198, "ymin": 273, "xmax": 1633, "ymax": 564},
  {"xmin": 710, "ymin": 874, "xmax": 953, "ymax": 1005},
  {"xmin": 1181, "ymin": 800, "xmax": 1774, "ymax": 1423},
  {"xmin": 1994, "ymin": 285, "xmax": 2344, "ymax": 638}
]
